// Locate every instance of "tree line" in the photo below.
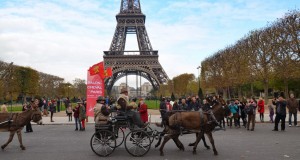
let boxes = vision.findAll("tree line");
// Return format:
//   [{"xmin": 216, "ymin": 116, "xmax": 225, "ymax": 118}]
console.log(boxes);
[
  {"xmin": 0, "ymin": 60, "xmax": 87, "ymax": 103},
  {"xmin": 200, "ymin": 10, "xmax": 300, "ymax": 102}
]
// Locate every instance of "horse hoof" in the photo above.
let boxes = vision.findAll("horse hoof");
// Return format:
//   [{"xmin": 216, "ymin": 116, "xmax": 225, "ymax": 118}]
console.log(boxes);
[
  {"xmin": 160, "ymin": 152, "xmax": 164, "ymax": 156},
  {"xmin": 188, "ymin": 143, "xmax": 194, "ymax": 146},
  {"xmin": 1, "ymin": 145, "xmax": 6, "ymax": 150},
  {"xmin": 206, "ymin": 146, "xmax": 211, "ymax": 150},
  {"xmin": 21, "ymin": 146, "xmax": 26, "ymax": 150},
  {"xmin": 193, "ymin": 150, "xmax": 197, "ymax": 155},
  {"xmin": 155, "ymin": 145, "xmax": 159, "ymax": 148}
]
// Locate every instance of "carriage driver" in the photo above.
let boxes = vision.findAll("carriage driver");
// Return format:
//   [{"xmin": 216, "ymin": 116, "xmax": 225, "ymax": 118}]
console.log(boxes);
[
  {"xmin": 117, "ymin": 88, "xmax": 149, "ymax": 128},
  {"xmin": 202, "ymin": 99, "xmax": 222, "ymax": 128},
  {"xmin": 94, "ymin": 96, "xmax": 110, "ymax": 125}
]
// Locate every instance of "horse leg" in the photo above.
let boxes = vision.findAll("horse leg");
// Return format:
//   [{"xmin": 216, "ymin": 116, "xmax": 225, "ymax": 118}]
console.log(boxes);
[
  {"xmin": 1, "ymin": 131, "xmax": 16, "ymax": 150},
  {"xmin": 155, "ymin": 132, "xmax": 164, "ymax": 148},
  {"xmin": 16, "ymin": 129, "xmax": 26, "ymax": 150},
  {"xmin": 192, "ymin": 132, "xmax": 204, "ymax": 154},
  {"xmin": 173, "ymin": 134, "xmax": 184, "ymax": 151},
  {"xmin": 188, "ymin": 133, "xmax": 210, "ymax": 149},
  {"xmin": 201, "ymin": 134, "xmax": 210, "ymax": 149},
  {"xmin": 159, "ymin": 133, "xmax": 175, "ymax": 156},
  {"xmin": 188, "ymin": 133, "xmax": 197, "ymax": 146},
  {"xmin": 206, "ymin": 132, "xmax": 218, "ymax": 155}
]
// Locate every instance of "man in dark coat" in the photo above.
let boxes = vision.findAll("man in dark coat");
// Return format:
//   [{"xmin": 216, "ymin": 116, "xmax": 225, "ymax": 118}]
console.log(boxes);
[
  {"xmin": 272, "ymin": 96, "xmax": 287, "ymax": 131},
  {"xmin": 159, "ymin": 97, "xmax": 167, "ymax": 125},
  {"xmin": 188, "ymin": 96, "xmax": 200, "ymax": 111},
  {"xmin": 287, "ymin": 94, "xmax": 299, "ymax": 127}
]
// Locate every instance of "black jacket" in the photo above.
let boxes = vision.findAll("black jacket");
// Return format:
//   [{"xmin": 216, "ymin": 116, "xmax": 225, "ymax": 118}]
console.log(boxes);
[{"xmin": 273, "ymin": 100, "xmax": 287, "ymax": 116}]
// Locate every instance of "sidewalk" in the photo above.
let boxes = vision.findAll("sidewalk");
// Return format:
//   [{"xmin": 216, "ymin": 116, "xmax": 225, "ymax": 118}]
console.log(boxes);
[{"xmin": 38, "ymin": 109, "xmax": 300, "ymax": 125}]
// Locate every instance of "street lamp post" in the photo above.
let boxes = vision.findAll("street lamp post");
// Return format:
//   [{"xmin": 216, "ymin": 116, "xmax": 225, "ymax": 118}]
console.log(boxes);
[
  {"xmin": 196, "ymin": 65, "xmax": 202, "ymax": 99},
  {"xmin": 197, "ymin": 66, "xmax": 201, "ymax": 90},
  {"xmin": 68, "ymin": 85, "xmax": 71, "ymax": 98}
]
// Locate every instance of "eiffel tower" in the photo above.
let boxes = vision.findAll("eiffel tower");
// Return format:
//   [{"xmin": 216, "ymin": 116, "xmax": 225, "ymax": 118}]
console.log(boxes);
[{"xmin": 103, "ymin": 0, "xmax": 169, "ymax": 94}]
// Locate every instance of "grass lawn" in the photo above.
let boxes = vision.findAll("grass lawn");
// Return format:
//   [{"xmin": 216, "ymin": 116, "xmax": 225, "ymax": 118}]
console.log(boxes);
[{"xmin": 145, "ymin": 100, "xmax": 160, "ymax": 110}]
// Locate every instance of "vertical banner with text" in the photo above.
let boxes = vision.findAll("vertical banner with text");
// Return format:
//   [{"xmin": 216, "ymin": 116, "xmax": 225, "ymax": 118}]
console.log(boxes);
[{"xmin": 86, "ymin": 71, "xmax": 104, "ymax": 117}]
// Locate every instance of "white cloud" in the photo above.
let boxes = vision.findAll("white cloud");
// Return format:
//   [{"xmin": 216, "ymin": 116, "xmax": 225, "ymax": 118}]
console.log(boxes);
[{"xmin": 0, "ymin": 0, "xmax": 299, "ymax": 88}]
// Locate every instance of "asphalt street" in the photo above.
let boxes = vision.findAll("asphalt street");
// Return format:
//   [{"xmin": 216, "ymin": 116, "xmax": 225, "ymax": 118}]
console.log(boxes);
[{"xmin": 0, "ymin": 123, "xmax": 300, "ymax": 160}]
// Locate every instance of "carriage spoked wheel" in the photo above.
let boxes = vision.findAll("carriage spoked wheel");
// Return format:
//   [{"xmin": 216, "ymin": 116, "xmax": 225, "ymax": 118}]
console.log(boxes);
[
  {"xmin": 125, "ymin": 130, "xmax": 151, "ymax": 157},
  {"xmin": 90, "ymin": 130, "xmax": 116, "ymax": 157},
  {"xmin": 114, "ymin": 127, "xmax": 125, "ymax": 148},
  {"xmin": 145, "ymin": 126, "xmax": 155, "ymax": 144}
]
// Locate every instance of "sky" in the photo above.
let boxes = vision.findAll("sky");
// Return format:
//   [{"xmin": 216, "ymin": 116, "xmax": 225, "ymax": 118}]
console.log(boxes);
[{"xmin": 0, "ymin": 0, "xmax": 299, "ymax": 87}]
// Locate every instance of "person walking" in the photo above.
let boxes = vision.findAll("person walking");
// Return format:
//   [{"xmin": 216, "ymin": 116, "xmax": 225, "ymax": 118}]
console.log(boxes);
[
  {"xmin": 287, "ymin": 94, "xmax": 299, "ymax": 127},
  {"xmin": 257, "ymin": 97, "xmax": 265, "ymax": 122},
  {"xmin": 24, "ymin": 99, "xmax": 38, "ymax": 133},
  {"xmin": 79, "ymin": 101, "xmax": 86, "ymax": 131},
  {"xmin": 57, "ymin": 97, "xmax": 61, "ymax": 112},
  {"xmin": 1, "ymin": 102, "xmax": 8, "ymax": 113},
  {"xmin": 228, "ymin": 100, "xmax": 238, "ymax": 128},
  {"xmin": 272, "ymin": 96, "xmax": 287, "ymax": 131},
  {"xmin": 65, "ymin": 97, "xmax": 70, "ymax": 115},
  {"xmin": 49, "ymin": 100, "xmax": 55, "ymax": 122},
  {"xmin": 138, "ymin": 98, "xmax": 148, "ymax": 123},
  {"xmin": 246, "ymin": 98, "xmax": 257, "ymax": 131},
  {"xmin": 73, "ymin": 103, "xmax": 82, "ymax": 131},
  {"xmin": 240, "ymin": 99, "xmax": 247, "ymax": 128},
  {"xmin": 268, "ymin": 103, "xmax": 275, "ymax": 123}
]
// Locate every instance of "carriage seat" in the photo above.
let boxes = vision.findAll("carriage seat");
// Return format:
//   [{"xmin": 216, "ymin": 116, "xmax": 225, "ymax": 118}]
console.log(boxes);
[
  {"xmin": 95, "ymin": 124, "xmax": 111, "ymax": 130},
  {"xmin": 114, "ymin": 115, "xmax": 128, "ymax": 121}
]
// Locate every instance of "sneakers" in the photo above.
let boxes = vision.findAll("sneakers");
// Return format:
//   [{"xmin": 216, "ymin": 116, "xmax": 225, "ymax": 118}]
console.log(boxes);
[{"xmin": 289, "ymin": 124, "xmax": 292, "ymax": 127}]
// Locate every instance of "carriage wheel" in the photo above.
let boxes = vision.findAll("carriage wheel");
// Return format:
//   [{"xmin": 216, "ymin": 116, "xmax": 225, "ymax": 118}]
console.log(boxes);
[
  {"xmin": 125, "ymin": 130, "xmax": 151, "ymax": 157},
  {"xmin": 90, "ymin": 130, "xmax": 116, "ymax": 157},
  {"xmin": 115, "ymin": 127, "xmax": 125, "ymax": 148},
  {"xmin": 146, "ymin": 126, "xmax": 155, "ymax": 144}
]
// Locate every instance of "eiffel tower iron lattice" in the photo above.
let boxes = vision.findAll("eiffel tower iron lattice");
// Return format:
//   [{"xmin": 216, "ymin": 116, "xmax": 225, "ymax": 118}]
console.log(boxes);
[{"xmin": 103, "ymin": 0, "xmax": 169, "ymax": 93}]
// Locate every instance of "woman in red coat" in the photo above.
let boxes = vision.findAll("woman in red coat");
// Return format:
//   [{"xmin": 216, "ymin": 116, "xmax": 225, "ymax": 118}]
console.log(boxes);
[
  {"xmin": 138, "ymin": 98, "xmax": 148, "ymax": 123},
  {"xmin": 257, "ymin": 97, "xmax": 265, "ymax": 122}
]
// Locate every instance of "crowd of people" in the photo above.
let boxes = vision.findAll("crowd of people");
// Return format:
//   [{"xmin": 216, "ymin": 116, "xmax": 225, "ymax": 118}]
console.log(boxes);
[
  {"xmin": 157, "ymin": 93, "xmax": 300, "ymax": 132},
  {"xmin": 1, "ymin": 91, "xmax": 299, "ymax": 134}
]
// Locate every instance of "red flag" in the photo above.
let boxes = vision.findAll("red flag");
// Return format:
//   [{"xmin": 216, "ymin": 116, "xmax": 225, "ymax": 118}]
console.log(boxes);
[
  {"xmin": 104, "ymin": 67, "xmax": 113, "ymax": 78},
  {"xmin": 88, "ymin": 62, "xmax": 112, "ymax": 79},
  {"xmin": 88, "ymin": 62, "xmax": 104, "ymax": 76}
]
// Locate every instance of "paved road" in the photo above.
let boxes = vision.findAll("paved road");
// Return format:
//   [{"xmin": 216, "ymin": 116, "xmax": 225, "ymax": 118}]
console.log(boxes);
[{"xmin": 1, "ymin": 124, "xmax": 300, "ymax": 160}]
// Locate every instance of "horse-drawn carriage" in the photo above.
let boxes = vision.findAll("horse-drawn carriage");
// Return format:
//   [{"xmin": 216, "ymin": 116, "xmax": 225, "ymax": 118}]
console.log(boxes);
[
  {"xmin": 90, "ymin": 111, "xmax": 159, "ymax": 157},
  {"xmin": 90, "ymin": 98, "xmax": 226, "ymax": 157}
]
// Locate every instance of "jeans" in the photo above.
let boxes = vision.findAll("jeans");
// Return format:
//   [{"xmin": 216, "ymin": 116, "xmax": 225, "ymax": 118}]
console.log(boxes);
[
  {"xmin": 75, "ymin": 117, "xmax": 82, "ymax": 130},
  {"xmin": 288, "ymin": 112, "xmax": 297, "ymax": 126},
  {"xmin": 274, "ymin": 114, "xmax": 286, "ymax": 130}
]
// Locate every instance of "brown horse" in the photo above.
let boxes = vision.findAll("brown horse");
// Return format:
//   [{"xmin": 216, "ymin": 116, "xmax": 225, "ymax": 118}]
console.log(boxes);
[
  {"xmin": 0, "ymin": 102, "xmax": 42, "ymax": 150},
  {"xmin": 159, "ymin": 103, "xmax": 225, "ymax": 156}
]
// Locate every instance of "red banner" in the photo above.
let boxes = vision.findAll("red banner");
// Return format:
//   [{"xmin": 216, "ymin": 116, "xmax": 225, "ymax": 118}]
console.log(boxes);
[
  {"xmin": 86, "ymin": 71, "xmax": 104, "ymax": 117},
  {"xmin": 88, "ymin": 62, "xmax": 113, "ymax": 79}
]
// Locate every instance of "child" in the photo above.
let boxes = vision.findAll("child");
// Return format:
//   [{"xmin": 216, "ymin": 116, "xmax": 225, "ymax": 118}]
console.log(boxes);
[
  {"xmin": 268, "ymin": 104, "xmax": 274, "ymax": 123},
  {"xmin": 67, "ymin": 104, "xmax": 73, "ymax": 122}
]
